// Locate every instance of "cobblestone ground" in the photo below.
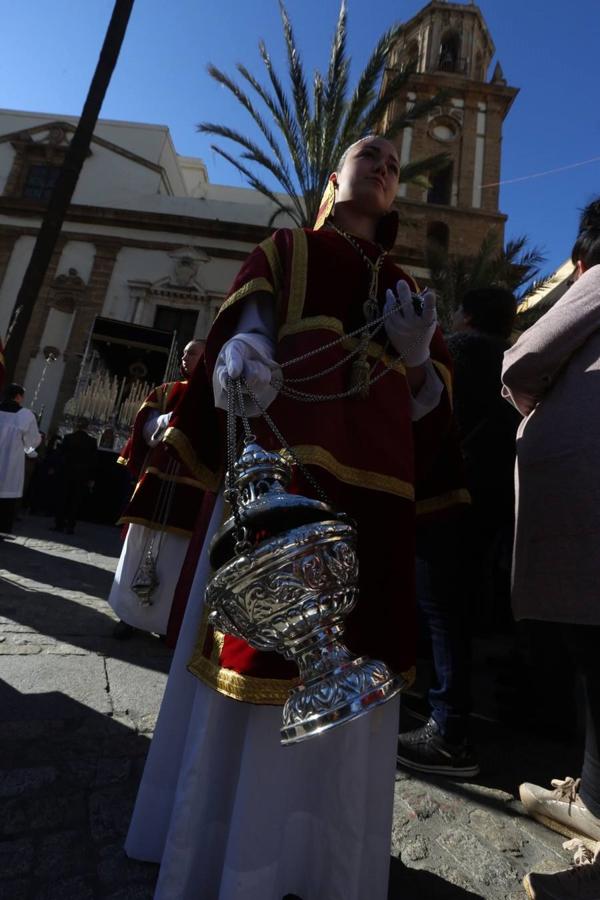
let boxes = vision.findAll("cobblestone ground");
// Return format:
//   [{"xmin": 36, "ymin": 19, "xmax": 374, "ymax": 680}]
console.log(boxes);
[{"xmin": 0, "ymin": 515, "xmax": 583, "ymax": 899}]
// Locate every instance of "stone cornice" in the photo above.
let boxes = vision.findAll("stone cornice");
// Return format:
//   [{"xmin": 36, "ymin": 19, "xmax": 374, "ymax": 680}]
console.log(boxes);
[
  {"xmin": 392, "ymin": 70, "xmax": 519, "ymax": 116},
  {"xmin": 395, "ymin": 196, "xmax": 507, "ymax": 223},
  {"xmin": 0, "ymin": 196, "xmax": 271, "ymax": 245}
]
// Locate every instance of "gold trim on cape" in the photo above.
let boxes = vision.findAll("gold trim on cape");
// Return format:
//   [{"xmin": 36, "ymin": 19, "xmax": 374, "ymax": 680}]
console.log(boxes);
[
  {"xmin": 416, "ymin": 488, "xmax": 471, "ymax": 516},
  {"xmin": 286, "ymin": 229, "xmax": 308, "ymax": 325},
  {"xmin": 287, "ymin": 444, "xmax": 415, "ymax": 500},
  {"xmin": 143, "ymin": 466, "xmax": 205, "ymax": 490},
  {"xmin": 216, "ymin": 277, "xmax": 275, "ymax": 320},
  {"xmin": 188, "ymin": 609, "xmax": 417, "ymax": 706},
  {"xmin": 278, "ymin": 315, "xmax": 407, "ymax": 375},
  {"xmin": 188, "ymin": 609, "xmax": 298, "ymax": 705},
  {"xmin": 163, "ymin": 425, "xmax": 222, "ymax": 492},
  {"xmin": 259, "ymin": 234, "xmax": 284, "ymax": 293}
]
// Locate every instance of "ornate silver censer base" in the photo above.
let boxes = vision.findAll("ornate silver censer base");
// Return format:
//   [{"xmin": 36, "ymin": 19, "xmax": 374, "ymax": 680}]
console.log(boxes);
[{"xmin": 205, "ymin": 438, "xmax": 404, "ymax": 745}]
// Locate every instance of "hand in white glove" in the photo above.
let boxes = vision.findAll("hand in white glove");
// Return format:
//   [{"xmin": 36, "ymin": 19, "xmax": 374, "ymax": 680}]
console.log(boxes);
[
  {"xmin": 383, "ymin": 280, "xmax": 437, "ymax": 367},
  {"xmin": 149, "ymin": 412, "xmax": 172, "ymax": 447},
  {"xmin": 217, "ymin": 339, "xmax": 275, "ymax": 395},
  {"xmin": 214, "ymin": 335, "xmax": 282, "ymax": 415}
]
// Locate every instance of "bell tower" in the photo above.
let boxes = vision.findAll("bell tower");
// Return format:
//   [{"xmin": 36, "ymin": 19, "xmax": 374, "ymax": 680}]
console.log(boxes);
[{"xmin": 383, "ymin": 1, "xmax": 518, "ymax": 273}]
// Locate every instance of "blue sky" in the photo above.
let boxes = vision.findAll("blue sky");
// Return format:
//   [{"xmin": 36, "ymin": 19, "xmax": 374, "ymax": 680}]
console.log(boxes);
[{"xmin": 2, "ymin": 0, "xmax": 599, "ymax": 274}]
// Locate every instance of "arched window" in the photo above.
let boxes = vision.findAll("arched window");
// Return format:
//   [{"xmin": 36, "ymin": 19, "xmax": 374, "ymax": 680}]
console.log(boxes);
[
  {"xmin": 427, "ymin": 164, "xmax": 453, "ymax": 206},
  {"xmin": 438, "ymin": 30, "xmax": 461, "ymax": 73},
  {"xmin": 426, "ymin": 221, "xmax": 450, "ymax": 253}
]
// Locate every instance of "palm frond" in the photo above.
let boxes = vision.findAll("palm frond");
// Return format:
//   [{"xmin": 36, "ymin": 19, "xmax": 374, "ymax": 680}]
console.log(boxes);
[
  {"xmin": 198, "ymin": 118, "xmax": 298, "ymax": 210},
  {"xmin": 209, "ymin": 144, "xmax": 303, "ymax": 227},
  {"xmin": 320, "ymin": 1, "xmax": 349, "ymax": 173},
  {"xmin": 199, "ymin": 6, "xmax": 452, "ymax": 229},
  {"xmin": 278, "ymin": 2, "xmax": 312, "ymax": 159},
  {"xmin": 257, "ymin": 39, "xmax": 308, "ymax": 194},
  {"xmin": 336, "ymin": 21, "xmax": 403, "ymax": 147},
  {"xmin": 235, "ymin": 61, "xmax": 304, "ymax": 188}
]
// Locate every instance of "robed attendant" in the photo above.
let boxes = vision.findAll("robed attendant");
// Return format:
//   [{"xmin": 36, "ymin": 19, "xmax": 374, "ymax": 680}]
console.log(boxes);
[
  {"xmin": 0, "ymin": 383, "xmax": 41, "ymax": 533},
  {"xmin": 125, "ymin": 137, "xmax": 467, "ymax": 899},
  {"xmin": 107, "ymin": 340, "xmax": 206, "ymax": 638}
]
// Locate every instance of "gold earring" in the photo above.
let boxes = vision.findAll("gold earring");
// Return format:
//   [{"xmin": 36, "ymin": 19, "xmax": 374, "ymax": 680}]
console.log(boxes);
[{"xmin": 314, "ymin": 178, "xmax": 337, "ymax": 230}]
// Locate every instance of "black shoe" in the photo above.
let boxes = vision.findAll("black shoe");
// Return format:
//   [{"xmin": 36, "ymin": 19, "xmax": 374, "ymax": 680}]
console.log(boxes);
[
  {"xmin": 112, "ymin": 621, "xmax": 136, "ymax": 640},
  {"xmin": 397, "ymin": 717, "xmax": 480, "ymax": 777}
]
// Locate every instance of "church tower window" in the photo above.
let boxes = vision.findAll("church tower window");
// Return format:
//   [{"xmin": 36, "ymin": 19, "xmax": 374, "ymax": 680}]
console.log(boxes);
[
  {"xmin": 438, "ymin": 30, "xmax": 461, "ymax": 73},
  {"xmin": 427, "ymin": 221, "xmax": 450, "ymax": 253},
  {"xmin": 427, "ymin": 163, "xmax": 453, "ymax": 206}
]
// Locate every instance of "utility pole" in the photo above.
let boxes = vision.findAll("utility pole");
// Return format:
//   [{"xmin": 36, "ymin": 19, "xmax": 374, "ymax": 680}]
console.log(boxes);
[{"xmin": 3, "ymin": 0, "xmax": 135, "ymax": 381}]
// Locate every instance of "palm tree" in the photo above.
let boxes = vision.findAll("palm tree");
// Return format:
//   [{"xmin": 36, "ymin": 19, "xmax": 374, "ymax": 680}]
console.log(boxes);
[
  {"xmin": 426, "ymin": 230, "xmax": 549, "ymax": 331},
  {"xmin": 198, "ymin": 0, "xmax": 448, "ymax": 227}
]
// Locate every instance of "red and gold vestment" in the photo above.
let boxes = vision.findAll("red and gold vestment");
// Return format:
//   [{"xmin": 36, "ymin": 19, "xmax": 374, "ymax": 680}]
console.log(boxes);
[
  {"xmin": 166, "ymin": 226, "xmax": 469, "ymax": 703},
  {"xmin": 118, "ymin": 380, "xmax": 205, "ymax": 538}
]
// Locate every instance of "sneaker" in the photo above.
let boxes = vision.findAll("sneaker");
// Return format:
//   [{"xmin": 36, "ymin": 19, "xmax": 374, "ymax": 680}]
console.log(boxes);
[
  {"xmin": 520, "ymin": 778, "xmax": 600, "ymax": 843},
  {"xmin": 523, "ymin": 839, "xmax": 600, "ymax": 899},
  {"xmin": 397, "ymin": 717, "xmax": 480, "ymax": 776}
]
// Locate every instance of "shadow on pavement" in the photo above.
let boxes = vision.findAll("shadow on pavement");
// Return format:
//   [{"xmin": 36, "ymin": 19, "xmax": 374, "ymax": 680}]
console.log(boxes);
[
  {"xmin": 0, "ymin": 679, "xmax": 158, "ymax": 899},
  {"xmin": 0, "ymin": 577, "xmax": 172, "ymax": 675},
  {"xmin": 1, "ymin": 538, "xmax": 117, "ymax": 598}
]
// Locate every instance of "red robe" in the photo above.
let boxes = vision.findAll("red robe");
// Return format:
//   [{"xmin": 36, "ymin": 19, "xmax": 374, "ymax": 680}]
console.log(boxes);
[
  {"xmin": 117, "ymin": 381, "xmax": 205, "ymax": 538},
  {"xmin": 166, "ymin": 226, "xmax": 469, "ymax": 704}
]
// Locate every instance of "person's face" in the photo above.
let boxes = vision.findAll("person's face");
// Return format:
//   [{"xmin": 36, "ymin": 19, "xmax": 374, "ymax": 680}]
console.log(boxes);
[
  {"xmin": 333, "ymin": 138, "xmax": 401, "ymax": 217},
  {"xmin": 181, "ymin": 341, "xmax": 205, "ymax": 377}
]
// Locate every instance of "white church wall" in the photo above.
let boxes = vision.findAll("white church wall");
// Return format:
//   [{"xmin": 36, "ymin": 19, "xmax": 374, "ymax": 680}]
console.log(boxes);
[
  {"xmin": 72, "ymin": 143, "xmax": 163, "ymax": 206},
  {"xmin": 0, "ymin": 235, "xmax": 35, "ymax": 339}
]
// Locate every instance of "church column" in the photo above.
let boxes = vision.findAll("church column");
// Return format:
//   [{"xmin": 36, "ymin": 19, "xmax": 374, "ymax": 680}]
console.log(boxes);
[{"xmin": 14, "ymin": 238, "xmax": 67, "ymax": 384}]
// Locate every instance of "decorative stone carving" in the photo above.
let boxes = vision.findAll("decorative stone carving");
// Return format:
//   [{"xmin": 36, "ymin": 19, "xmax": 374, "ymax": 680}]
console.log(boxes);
[
  {"xmin": 48, "ymin": 268, "xmax": 86, "ymax": 314},
  {"xmin": 128, "ymin": 247, "xmax": 212, "ymax": 320},
  {"xmin": 168, "ymin": 246, "xmax": 210, "ymax": 288}
]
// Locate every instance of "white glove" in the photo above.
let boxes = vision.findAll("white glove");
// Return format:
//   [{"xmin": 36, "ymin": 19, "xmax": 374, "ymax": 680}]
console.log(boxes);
[
  {"xmin": 217, "ymin": 339, "xmax": 275, "ymax": 394},
  {"xmin": 149, "ymin": 412, "xmax": 172, "ymax": 447},
  {"xmin": 214, "ymin": 334, "xmax": 281, "ymax": 415},
  {"xmin": 383, "ymin": 281, "xmax": 437, "ymax": 367}
]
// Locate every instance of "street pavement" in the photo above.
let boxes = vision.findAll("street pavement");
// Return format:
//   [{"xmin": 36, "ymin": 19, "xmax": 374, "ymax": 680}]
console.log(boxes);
[{"xmin": 0, "ymin": 515, "xmax": 584, "ymax": 899}]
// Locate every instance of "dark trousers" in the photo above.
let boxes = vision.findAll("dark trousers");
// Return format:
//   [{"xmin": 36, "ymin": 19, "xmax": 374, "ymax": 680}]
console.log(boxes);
[
  {"xmin": 0, "ymin": 498, "xmax": 18, "ymax": 533},
  {"xmin": 416, "ymin": 516, "xmax": 472, "ymax": 743},
  {"xmin": 560, "ymin": 623, "xmax": 600, "ymax": 817},
  {"xmin": 55, "ymin": 478, "xmax": 87, "ymax": 530}
]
